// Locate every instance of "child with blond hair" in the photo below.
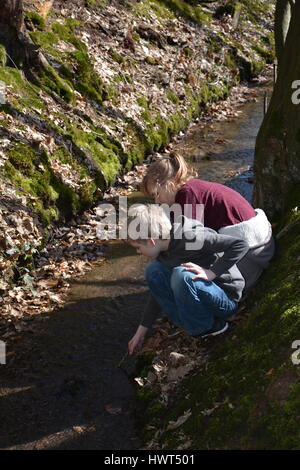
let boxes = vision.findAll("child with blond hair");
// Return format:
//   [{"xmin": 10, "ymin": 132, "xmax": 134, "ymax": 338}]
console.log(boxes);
[{"xmin": 127, "ymin": 204, "xmax": 249, "ymax": 354}]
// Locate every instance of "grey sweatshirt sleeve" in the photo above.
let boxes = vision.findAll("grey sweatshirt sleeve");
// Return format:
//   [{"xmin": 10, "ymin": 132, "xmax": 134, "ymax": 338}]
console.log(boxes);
[
  {"xmin": 140, "ymin": 294, "xmax": 162, "ymax": 329},
  {"xmin": 203, "ymin": 232, "xmax": 249, "ymax": 277}
]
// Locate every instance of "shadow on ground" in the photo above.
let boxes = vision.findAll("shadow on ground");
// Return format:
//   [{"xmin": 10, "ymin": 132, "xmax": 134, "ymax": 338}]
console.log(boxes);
[{"xmin": 0, "ymin": 243, "xmax": 147, "ymax": 450}]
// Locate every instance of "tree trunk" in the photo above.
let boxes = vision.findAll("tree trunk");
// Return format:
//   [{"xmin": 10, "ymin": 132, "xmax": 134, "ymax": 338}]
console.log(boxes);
[
  {"xmin": 274, "ymin": 0, "xmax": 292, "ymax": 62},
  {"xmin": 253, "ymin": 0, "xmax": 300, "ymax": 218},
  {"xmin": 0, "ymin": 0, "xmax": 26, "ymax": 66},
  {"xmin": 0, "ymin": 0, "xmax": 45, "ymax": 70},
  {"xmin": 0, "ymin": 0, "xmax": 24, "ymax": 31}
]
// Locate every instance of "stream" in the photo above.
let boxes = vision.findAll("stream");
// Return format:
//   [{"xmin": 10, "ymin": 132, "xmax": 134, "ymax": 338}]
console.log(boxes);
[{"xmin": 0, "ymin": 83, "xmax": 270, "ymax": 450}]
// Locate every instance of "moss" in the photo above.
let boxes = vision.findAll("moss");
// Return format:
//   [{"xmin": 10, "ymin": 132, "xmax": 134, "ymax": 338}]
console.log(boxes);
[
  {"xmin": 282, "ymin": 185, "xmax": 300, "ymax": 218},
  {"xmin": 109, "ymin": 49, "xmax": 126, "ymax": 64},
  {"xmin": 239, "ymin": 0, "xmax": 273, "ymax": 25},
  {"xmin": 70, "ymin": 50, "xmax": 108, "ymax": 104},
  {"xmin": 37, "ymin": 65, "xmax": 74, "ymax": 103},
  {"xmin": 85, "ymin": 0, "xmax": 106, "ymax": 6},
  {"xmin": 61, "ymin": 119, "xmax": 121, "ymax": 186},
  {"xmin": 230, "ymin": 48, "xmax": 265, "ymax": 80},
  {"xmin": 224, "ymin": 51, "xmax": 238, "ymax": 71},
  {"xmin": 134, "ymin": 77, "xmax": 234, "ymax": 160},
  {"xmin": 0, "ymin": 45, "xmax": 6, "ymax": 67},
  {"xmin": 132, "ymin": 0, "xmax": 175, "ymax": 21},
  {"xmin": 145, "ymin": 56, "xmax": 158, "ymax": 65},
  {"xmin": 132, "ymin": 0, "xmax": 210, "ymax": 24},
  {"xmin": 29, "ymin": 30, "xmax": 58, "ymax": 54},
  {"xmin": 209, "ymin": 84, "xmax": 229, "ymax": 101},
  {"xmin": 252, "ymin": 44, "xmax": 275, "ymax": 64},
  {"xmin": 30, "ymin": 20, "xmax": 109, "ymax": 105},
  {"xmin": 8, "ymin": 145, "xmax": 37, "ymax": 176},
  {"xmin": 135, "ymin": 353, "xmax": 156, "ymax": 374},
  {"xmin": 168, "ymin": 112, "xmax": 188, "ymax": 134},
  {"xmin": 166, "ymin": 89, "xmax": 180, "ymax": 105},
  {"xmin": 262, "ymin": 32, "xmax": 276, "ymax": 54},
  {"xmin": 30, "ymin": 29, "xmax": 78, "ymax": 103},
  {"xmin": 24, "ymin": 11, "xmax": 46, "ymax": 31},
  {"xmin": 51, "ymin": 19, "xmax": 81, "ymax": 40},
  {"xmin": 114, "ymin": 72, "xmax": 132, "ymax": 84},
  {"xmin": 135, "ymin": 353, "xmax": 166, "ymax": 441},
  {"xmin": 183, "ymin": 47, "xmax": 194, "ymax": 58},
  {"xmin": 0, "ymin": 66, "xmax": 44, "ymax": 110},
  {"xmin": 137, "ymin": 96, "xmax": 149, "ymax": 109},
  {"xmin": 3, "ymin": 143, "xmax": 84, "ymax": 225},
  {"xmin": 132, "ymin": 32, "xmax": 141, "ymax": 42},
  {"xmin": 51, "ymin": 146, "xmax": 98, "ymax": 209},
  {"xmin": 160, "ymin": 0, "xmax": 211, "ymax": 25}
]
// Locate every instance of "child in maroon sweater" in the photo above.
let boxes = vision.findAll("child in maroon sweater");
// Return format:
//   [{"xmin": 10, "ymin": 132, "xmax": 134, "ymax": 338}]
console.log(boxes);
[{"xmin": 141, "ymin": 152, "xmax": 274, "ymax": 290}]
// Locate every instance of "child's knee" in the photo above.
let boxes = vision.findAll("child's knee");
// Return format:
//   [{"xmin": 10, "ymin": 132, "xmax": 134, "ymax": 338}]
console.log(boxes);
[
  {"xmin": 171, "ymin": 267, "xmax": 208, "ymax": 291},
  {"xmin": 171, "ymin": 266, "xmax": 193, "ymax": 290}
]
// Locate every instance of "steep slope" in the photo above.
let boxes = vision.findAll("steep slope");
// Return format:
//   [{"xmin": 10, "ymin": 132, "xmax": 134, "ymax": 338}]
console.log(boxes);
[{"xmin": 0, "ymin": 0, "xmax": 274, "ymax": 292}]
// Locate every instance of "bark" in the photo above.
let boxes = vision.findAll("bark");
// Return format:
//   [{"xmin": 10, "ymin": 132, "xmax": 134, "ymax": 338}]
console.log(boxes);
[
  {"xmin": 274, "ymin": 0, "xmax": 295, "ymax": 64},
  {"xmin": 253, "ymin": 0, "xmax": 300, "ymax": 218},
  {"xmin": 0, "ymin": 0, "xmax": 25, "ymax": 65},
  {"xmin": 0, "ymin": 0, "xmax": 24, "ymax": 31},
  {"xmin": 0, "ymin": 0, "xmax": 44, "ymax": 69}
]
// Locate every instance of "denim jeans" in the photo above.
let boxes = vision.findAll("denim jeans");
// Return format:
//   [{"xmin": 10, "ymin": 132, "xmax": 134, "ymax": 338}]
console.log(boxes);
[{"xmin": 145, "ymin": 261, "xmax": 238, "ymax": 336}]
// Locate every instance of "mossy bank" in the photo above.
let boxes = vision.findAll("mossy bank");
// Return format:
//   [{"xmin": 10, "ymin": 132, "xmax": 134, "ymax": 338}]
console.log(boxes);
[
  {"xmin": 138, "ymin": 194, "xmax": 300, "ymax": 449},
  {"xmin": 0, "ymin": 0, "xmax": 275, "ymax": 225}
]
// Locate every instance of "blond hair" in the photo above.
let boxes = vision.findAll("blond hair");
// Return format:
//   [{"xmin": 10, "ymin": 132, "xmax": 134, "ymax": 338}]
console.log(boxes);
[
  {"xmin": 141, "ymin": 151, "xmax": 197, "ymax": 197},
  {"xmin": 127, "ymin": 204, "xmax": 171, "ymax": 242}
]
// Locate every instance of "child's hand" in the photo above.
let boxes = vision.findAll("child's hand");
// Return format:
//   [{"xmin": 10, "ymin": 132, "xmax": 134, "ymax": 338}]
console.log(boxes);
[
  {"xmin": 128, "ymin": 325, "xmax": 148, "ymax": 355},
  {"xmin": 181, "ymin": 262, "xmax": 216, "ymax": 281}
]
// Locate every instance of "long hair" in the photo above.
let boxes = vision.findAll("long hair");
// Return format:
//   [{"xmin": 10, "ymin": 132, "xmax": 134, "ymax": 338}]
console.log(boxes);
[{"xmin": 141, "ymin": 152, "xmax": 197, "ymax": 197}]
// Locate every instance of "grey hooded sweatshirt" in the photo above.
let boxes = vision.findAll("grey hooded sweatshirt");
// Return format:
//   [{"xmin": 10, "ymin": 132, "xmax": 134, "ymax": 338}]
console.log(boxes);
[{"xmin": 141, "ymin": 216, "xmax": 249, "ymax": 329}]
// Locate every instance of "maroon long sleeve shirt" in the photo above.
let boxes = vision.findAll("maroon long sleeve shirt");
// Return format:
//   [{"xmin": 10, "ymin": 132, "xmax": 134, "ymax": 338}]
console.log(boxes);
[{"xmin": 175, "ymin": 179, "xmax": 256, "ymax": 231}]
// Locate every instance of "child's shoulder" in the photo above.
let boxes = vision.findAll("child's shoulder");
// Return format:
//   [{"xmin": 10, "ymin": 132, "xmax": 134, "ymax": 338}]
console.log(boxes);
[{"xmin": 175, "ymin": 216, "xmax": 217, "ymax": 241}]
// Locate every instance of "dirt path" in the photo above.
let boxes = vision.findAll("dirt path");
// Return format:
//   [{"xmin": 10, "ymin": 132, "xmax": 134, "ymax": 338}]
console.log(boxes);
[{"xmin": 1, "ymin": 242, "xmax": 147, "ymax": 450}]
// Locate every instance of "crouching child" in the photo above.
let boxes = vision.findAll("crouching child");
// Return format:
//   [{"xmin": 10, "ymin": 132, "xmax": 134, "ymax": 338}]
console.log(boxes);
[{"xmin": 126, "ymin": 204, "xmax": 249, "ymax": 355}]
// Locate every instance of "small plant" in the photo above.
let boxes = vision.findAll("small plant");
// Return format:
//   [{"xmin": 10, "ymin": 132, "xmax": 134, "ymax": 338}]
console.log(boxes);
[{"xmin": 109, "ymin": 49, "xmax": 126, "ymax": 64}]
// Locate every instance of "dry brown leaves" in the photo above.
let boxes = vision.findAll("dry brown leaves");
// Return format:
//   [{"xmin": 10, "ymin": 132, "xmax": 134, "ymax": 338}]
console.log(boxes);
[
  {"xmin": 0, "ymin": 199, "xmax": 109, "ymax": 338},
  {"xmin": 133, "ymin": 317, "xmax": 209, "ymax": 415}
]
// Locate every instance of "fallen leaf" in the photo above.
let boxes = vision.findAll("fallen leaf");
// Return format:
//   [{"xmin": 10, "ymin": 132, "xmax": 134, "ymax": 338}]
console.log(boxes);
[{"xmin": 166, "ymin": 409, "xmax": 192, "ymax": 431}]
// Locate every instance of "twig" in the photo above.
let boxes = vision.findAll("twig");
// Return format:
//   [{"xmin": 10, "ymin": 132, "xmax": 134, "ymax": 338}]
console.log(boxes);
[{"xmin": 117, "ymin": 351, "xmax": 128, "ymax": 368}]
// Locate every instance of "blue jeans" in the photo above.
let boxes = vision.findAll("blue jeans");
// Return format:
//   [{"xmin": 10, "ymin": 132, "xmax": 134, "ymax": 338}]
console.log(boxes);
[{"xmin": 145, "ymin": 261, "xmax": 238, "ymax": 336}]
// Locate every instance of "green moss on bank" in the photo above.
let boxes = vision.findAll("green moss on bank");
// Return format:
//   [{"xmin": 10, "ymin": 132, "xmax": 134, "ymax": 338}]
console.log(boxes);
[
  {"xmin": 4, "ymin": 143, "xmax": 75, "ymax": 224},
  {"xmin": 139, "ymin": 197, "xmax": 300, "ymax": 450},
  {"xmin": 131, "ymin": 0, "xmax": 211, "ymax": 25},
  {"xmin": 85, "ymin": 0, "xmax": 107, "ymax": 7},
  {"xmin": 2, "ymin": 142, "xmax": 100, "ymax": 225},
  {"xmin": 160, "ymin": 0, "xmax": 211, "ymax": 25},
  {"xmin": 30, "ymin": 18, "xmax": 109, "ymax": 105},
  {"xmin": 24, "ymin": 11, "xmax": 46, "ymax": 31},
  {"xmin": 0, "ymin": 66, "xmax": 44, "ymax": 110}
]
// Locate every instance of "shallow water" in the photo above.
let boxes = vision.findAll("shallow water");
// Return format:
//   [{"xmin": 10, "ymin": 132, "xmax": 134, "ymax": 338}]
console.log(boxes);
[
  {"xmin": 177, "ymin": 84, "xmax": 271, "ymax": 202},
  {"xmin": 0, "ymin": 83, "xmax": 271, "ymax": 450}
]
